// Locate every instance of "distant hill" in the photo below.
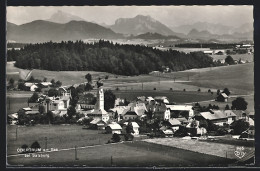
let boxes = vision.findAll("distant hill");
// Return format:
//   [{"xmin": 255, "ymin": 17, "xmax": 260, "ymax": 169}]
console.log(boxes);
[
  {"xmin": 171, "ymin": 22, "xmax": 253, "ymax": 40},
  {"xmin": 48, "ymin": 10, "xmax": 85, "ymax": 23},
  {"xmin": 110, "ymin": 15, "xmax": 181, "ymax": 36},
  {"xmin": 131, "ymin": 32, "xmax": 180, "ymax": 40},
  {"xmin": 7, "ymin": 20, "xmax": 122, "ymax": 43}
]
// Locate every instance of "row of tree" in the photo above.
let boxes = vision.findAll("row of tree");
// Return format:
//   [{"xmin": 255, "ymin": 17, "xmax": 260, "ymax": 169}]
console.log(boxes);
[{"xmin": 11, "ymin": 40, "xmax": 220, "ymax": 76}]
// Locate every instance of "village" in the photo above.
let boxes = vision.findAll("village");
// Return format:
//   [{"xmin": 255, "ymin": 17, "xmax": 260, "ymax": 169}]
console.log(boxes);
[{"xmin": 7, "ymin": 73, "xmax": 255, "ymax": 143}]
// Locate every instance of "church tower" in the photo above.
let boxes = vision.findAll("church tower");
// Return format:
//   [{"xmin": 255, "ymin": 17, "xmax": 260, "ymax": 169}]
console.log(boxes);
[{"xmin": 95, "ymin": 87, "xmax": 104, "ymax": 110}]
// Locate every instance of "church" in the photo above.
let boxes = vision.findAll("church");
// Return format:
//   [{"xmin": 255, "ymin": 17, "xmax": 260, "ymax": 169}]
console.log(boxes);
[{"xmin": 87, "ymin": 86, "xmax": 109, "ymax": 123}]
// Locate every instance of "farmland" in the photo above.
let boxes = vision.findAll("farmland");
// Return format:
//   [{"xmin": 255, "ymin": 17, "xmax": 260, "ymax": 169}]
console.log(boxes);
[{"xmin": 7, "ymin": 125, "xmax": 236, "ymax": 167}]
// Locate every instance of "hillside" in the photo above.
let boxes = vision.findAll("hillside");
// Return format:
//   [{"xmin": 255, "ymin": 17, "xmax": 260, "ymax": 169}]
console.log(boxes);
[
  {"xmin": 7, "ymin": 20, "xmax": 122, "ymax": 43},
  {"xmin": 131, "ymin": 32, "xmax": 180, "ymax": 40},
  {"xmin": 110, "ymin": 15, "xmax": 180, "ymax": 36},
  {"xmin": 12, "ymin": 40, "xmax": 218, "ymax": 76}
]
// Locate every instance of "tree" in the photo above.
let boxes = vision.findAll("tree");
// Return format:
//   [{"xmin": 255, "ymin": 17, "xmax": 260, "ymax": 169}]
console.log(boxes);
[
  {"xmin": 67, "ymin": 106, "xmax": 76, "ymax": 119},
  {"xmin": 39, "ymin": 105, "xmax": 45, "ymax": 114},
  {"xmin": 31, "ymin": 141, "xmax": 41, "ymax": 151},
  {"xmin": 9, "ymin": 78, "xmax": 15, "ymax": 88},
  {"xmin": 28, "ymin": 92, "xmax": 39, "ymax": 103},
  {"xmin": 225, "ymin": 55, "xmax": 235, "ymax": 65},
  {"xmin": 104, "ymin": 90, "xmax": 116, "ymax": 111},
  {"xmin": 126, "ymin": 122, "xmax": 134, "ymax": 134},
  {"xmin": 85, "ymin": 83, "xmax": 93, "ymax": 91},
  {"xmin": 48, "ymin": 88, "xmax": 59, "ymax": 97},
  {"xmin": 43, "ymin": 77, "xmax": 47, "ymax": 82},
  {"xmin": 222, "ymin": 88, "xmax": 231, "ymax": 96},
  {"xmin": 217, "ymin": 89, "xmax": 220, "ymax": 95},
  {"xmin": 56, "ymin": 80, "xmax": 62, "ymax": 87},
  {"xmin": 51, "ymin": 79, "xmax": 55, "ymax": 85},
  {"xmin": 46, "ymin": 111, "xmax": 53, "ymax": 124},
  {"xmin": 85, "ymin": 73, "xmax": 92, "ymax": 83},
  {"xmin": 76, "ymin": 84, "xmax": 85, "ymax": 94},
  {"xmin": 230, "ymin": 119, "xmax": 249, "ymax": 135},
  {"xmin": 112, "ymin": 133, "xmax": 121, "ymax": 142},
  {"xmin": 198, "ymin": 88, "xmax": 201, "ymax": 92},
  {"xmin": 225, "ymin": 104, "xmax": 230, "ymax": 110},
  {"xmin": 232, "ymin": 97, "xmax": 248, "ymax": 110}
]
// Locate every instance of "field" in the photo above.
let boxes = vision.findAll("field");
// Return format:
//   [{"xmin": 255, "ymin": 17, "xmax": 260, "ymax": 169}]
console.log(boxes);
[
  {"xmin": 143, "ymin": 138, "xmax": 254, "ymax": 160},
  {"xmin": 7, "ymin": 125, "xmax": 236, "ymax": 167},
  {"xmin": 210, "ymin": 54, "xmax": 254, "ymax": 62},
  {"xmin": 113, "ymin": 90, "xmax": 216, "ymax": 104},
  {"xmin": 187, "ymin": 94, "xmax": 255, "ymax": 112},
  {"xmin": 7, "ymin": 61, "xmax": 254, "ymax": 95}
]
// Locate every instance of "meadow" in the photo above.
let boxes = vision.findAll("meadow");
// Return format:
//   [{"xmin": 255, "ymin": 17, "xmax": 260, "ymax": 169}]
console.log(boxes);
[
  {"xmin": 7, "ymin": 125, "xmax": 236, "ymax": 167},
  {"xmin": 210, "ymin": 54, "xmax": 254, "ymax": 62}
]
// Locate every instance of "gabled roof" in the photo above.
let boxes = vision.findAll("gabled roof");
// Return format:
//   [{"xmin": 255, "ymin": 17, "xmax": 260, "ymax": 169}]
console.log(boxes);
[
  {"xmin": 162, "ymin": 129, "xmax": 174, "ymax": 135},
  {"xmin": 221, "ymin": 93, "xmax": 228, "ymax": 98},
  {"xmin": 90, "ymin": 118, "xmax": 106, "ymax": 125},
  {"xmin": 124, "ymin": 111, "xmax": 138, "ymax": 116},
  {"xmin": 168, "ymin": 118, "xmax": 181, "ymax": 126},
  {"xmin": 107, "ymin": 123, "xmax": 122, "ymax": 130},
  {"xmin": 200, "ymin": 110, "xmax": 227, "ymax": 120},
  {"xmin": 176, "ymin": 117, "xmax": 188, "ymax": 123},
  {"xmin": 166, "ymin": 105, "xmax": 193, "ymax": 111},
  {"xmin": 224, "ymin": 110, "xmax": 237, "ymax": 117}
]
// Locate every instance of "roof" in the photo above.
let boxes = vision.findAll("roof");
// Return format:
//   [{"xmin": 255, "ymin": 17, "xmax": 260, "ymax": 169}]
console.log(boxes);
[
  {"xmin": 90, "ymin": 118, "xmax": 106, "ymax": 125},
  {"xmin": 25, "ymin": 111, "xmax": 39, "ymax": 115},
  {"xmin": 41, "ymin": 82, "xmax": 52, "ymax": 86},
  {"xmin": 146, "ymin": 96, "xmax": 154, "ymax": 101},
  {"xmin": 166, "ymin": 105, "xmax": 193, "ymax": 111},
  {"xmin": 88, "ymin": 109, "xmax": 108, "ymax": 115},
  {"xmin": 221, "ymin": 93, "xmax": 228, "ymax": 98},
  {"xmin": 176, "ymin": 117, "xmax": 188, "ymax": 122},
  {"xmin": 124, "ymin": 111, "xmax": 138, "ymax": 116},
  {"xmin": 8, "ymin": 113, "xmax": 18, "ymax": 119},
  {"xmin": 168, "ymin": 118, "xmax": 181, "ymax": 126},
  {"xmin": 107, "ymin": 123, "xmax": 122, "ymax": 130},
  {"xmin": 24, "ymin": 82, "xmax": 34, "ymax": 87},
  {"xmin": 249, "ymin": 112, "xmax": 254, "ymax": 116},
  {"xmin": 200, "ymin": 110, "xmax": 227, "ymax": 120},
  {"xmin": 224, "ymin": 110, "xmax": 237, "ymax": 117},
  {"xmin": 162, "ymin": 129, "xmax": 174, "ymax": 135},
  {"xmin": 23, "ymin": 107, "xmax": 32, "ymax": 111},
  {"xmin": 232, "ymin": 110, "xmax": 247, "ymax": 118},
  {"xmin": 124, "ymin": 122, "xmax": 140, "ymax": 128}
]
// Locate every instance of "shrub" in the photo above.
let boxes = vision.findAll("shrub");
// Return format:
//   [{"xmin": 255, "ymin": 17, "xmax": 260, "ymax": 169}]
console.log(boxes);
[
  {"xmin": 112, "ymin": 133, "xmax": 121, "ymax": 142},
  {"xmin": 153, "ymin": 88, "xmax": 156, "ymax": 90},
  {"xmin": 31, "ymin": 141, "xmax": 41, "ymax": 152},
  {"xmin": 183, "ymin": 89, "xmax": 186, "ymax": 92}
]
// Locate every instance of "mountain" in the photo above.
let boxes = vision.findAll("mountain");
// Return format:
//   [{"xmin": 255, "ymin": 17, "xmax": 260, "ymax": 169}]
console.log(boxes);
[
  {"xmin": 110, "ymin": 15, "xmax": 180, "ymax": 36},
  {"xmin": 172, "ymin": 22, "xmax": 234, "ymax": 35},
  {"xmin": 48, "ymin": 10, "xmax": 84, "ymax": 23},
  {"xmin": 131, "ymin": 32, "xmax": 180, "ymax": 40},
  {"xmin": 7, "ymin": 20, "xmax": 122, "ymax": 43},
  {"xmin": 187, "ymin": 28, "xmax": 253, "ymax": 40},
  {"xmin": 231, "ymin": 22, "xmax": 253, "ymax": 34}
]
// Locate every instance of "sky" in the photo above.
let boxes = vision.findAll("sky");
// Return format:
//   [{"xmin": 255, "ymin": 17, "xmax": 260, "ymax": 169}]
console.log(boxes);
[{"xmin": 7, "ymin": 6, "xmax": 253, "ymax": 27}]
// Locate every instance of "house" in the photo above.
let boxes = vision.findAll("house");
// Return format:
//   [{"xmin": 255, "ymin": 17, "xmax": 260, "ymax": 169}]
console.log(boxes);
[
  {"xmin": 162, "ymin": 129, "xmax": 174, "ymax": 137},
  {"xmin": 90, "ymin": 118, "xmax": 107, "ymax": 130},
  {"xmin": 106, "ymin": 123, "xmax": 122, "ymax": 134},
  {"xmin": 41, "ymin": 82, "xmax": 52, "ymax": 87},
  {"xmin": 115, "ymin": 98, "xmax": 125, "ymax": 106},
  {"xmin": 168, "ymin": 118, "xmax": 181, "ymax": 132},
  {"xmin": 203, "ymin": 50, "xmax": 213, "ymax": 55},
  {"xmin": 154, "ymin": 96, "xmax": 169, "ymax": 104},
  {"xmin": 123, "ymin": 111, "xmax": 138, "ymax": 120},
  {"xmin": 216, "ymin": 93, "xmax": 228, "ymax": 102},
  {"xmin": 200, "ymin": 110, "xmax": 228, "ymax": 126},
  {"xmin": 128, "ymin": 102, "xmax": 147, "ymax": 117},
  {"xmin": 8, "ymin": 113, "xmax": 18, "ymax": 125},
  {"xmin": 176, "ymin": 117, "xmax": 189, "ymax": 125},
  {"xmin": 223, "ymin": 110, "xmax": 237, "ymax": 124},
  {"xmin": 124, "ymin": 122, "xmax": 140, "ymax": 135},
  {"xmin": 166, "ymin": 105, "xmax": 194, "ymax": 119}
]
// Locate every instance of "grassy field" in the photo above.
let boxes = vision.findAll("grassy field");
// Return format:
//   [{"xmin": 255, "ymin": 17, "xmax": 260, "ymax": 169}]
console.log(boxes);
[
  {"xmin": 180, "ymin": 63, "xmax": 254, "ymax": 95},
  {"xmin": 210, "ymin": 54, "xmax": 254, "ymax": 62},
  {"xmin": 143, "ymin": 138, "xmax": 254, "ymax": 161},
  {"xmin": 187, "ymin": 94, "xmax": 255, "ymax": 112},
  {"xmin": 113, "ymin": 90, "xmax": 216, "ymax": 103},
  {"xmin": 7, "ymin": 125, "xmax": 236, "ymax": 167},
  {"xmin": 6, "ymin": 61, "xmax": 254, "ymax": 95}
]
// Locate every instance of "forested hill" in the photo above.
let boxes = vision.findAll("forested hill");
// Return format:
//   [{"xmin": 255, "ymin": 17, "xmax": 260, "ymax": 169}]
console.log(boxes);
[{"xmin": 12, "ymin": 40, "xmax": 218, "ymax": 76}]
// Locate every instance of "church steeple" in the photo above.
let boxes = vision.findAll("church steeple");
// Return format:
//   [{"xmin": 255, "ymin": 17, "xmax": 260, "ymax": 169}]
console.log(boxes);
[{"xmin": 95, "ymin": 86, "xmax": 104, "ymax": 110}]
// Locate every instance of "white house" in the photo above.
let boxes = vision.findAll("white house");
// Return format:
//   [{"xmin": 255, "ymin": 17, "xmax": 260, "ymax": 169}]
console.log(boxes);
[
  {"xmin": 166, "ymin": 105, "xmax": 194, "ymax": 118},
  {"xmin": 106, "ymin": 123, "xmax": 122, "ymax": 134}
]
